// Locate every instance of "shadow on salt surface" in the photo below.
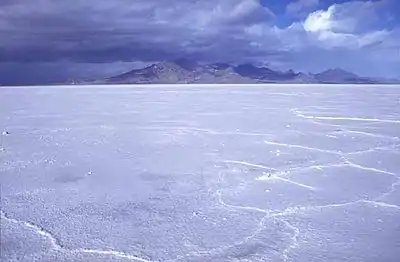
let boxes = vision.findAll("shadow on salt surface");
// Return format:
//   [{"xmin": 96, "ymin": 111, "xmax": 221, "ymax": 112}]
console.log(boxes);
[
  {"xmin": 51, "ymin": 164, "xmax": 92, "ymax": 184},
  {"xmin": 285, "ymin": 202, "xmax": 400, "ymax": 262},
  {"xmin": 0, "ymin": 149, "xmax": 96, "ymax": 196}
]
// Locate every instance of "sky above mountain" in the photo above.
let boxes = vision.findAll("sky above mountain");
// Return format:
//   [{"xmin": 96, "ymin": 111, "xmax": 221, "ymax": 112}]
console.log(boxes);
[{"xmin": 0, "ymin": 0, "xmax": 399, "ymax": 85}]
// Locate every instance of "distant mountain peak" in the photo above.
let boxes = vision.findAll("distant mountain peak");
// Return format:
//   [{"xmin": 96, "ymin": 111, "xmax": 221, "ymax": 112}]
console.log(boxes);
[
  {"xmin": 320, "ymin": 67, "xmax": 358, "ymax": 76},
  {"xmin": 313, "ymin": 67, "xmax": 374, "ymax": 83},
  {"xmin": 152, "ymin": 61, "xmax": 182, "ymax": 70},
  {"xmin": 85, "ymin": 61, "xmax": 392, "ymax": 85}
]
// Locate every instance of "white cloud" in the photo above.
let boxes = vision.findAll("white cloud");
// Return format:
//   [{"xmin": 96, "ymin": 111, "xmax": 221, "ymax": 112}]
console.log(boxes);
[
  {"xmin": 243, "ymin": 0, "xmax": 399, "ymax": 77},
  {"xmin": 303, "ymin": 6, "xmax": 334, "ymax": 32},
  {"xmin": 300, "ymin": 1, "xmax": 395, "ymax": 50},
  {"xmin": 304, "ymin": 0, "xmax": 392, "ymax": 34}
]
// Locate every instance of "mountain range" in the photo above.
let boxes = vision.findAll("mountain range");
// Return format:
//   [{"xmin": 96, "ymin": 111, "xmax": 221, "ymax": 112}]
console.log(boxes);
[{"xmin": 82, "ymin": 60, "xmax": 398, "ymax": 85}]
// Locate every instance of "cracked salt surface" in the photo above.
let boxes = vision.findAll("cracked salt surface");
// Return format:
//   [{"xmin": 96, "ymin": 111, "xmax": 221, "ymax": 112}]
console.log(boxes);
[{"xmin": 1, "ymin": 84, "xmax": 400, "ymax": 262}]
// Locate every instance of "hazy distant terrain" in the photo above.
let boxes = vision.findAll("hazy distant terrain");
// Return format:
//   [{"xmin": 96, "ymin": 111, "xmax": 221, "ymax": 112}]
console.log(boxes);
[
  {"xmin": 1, "ymin": 84, "xmax": 400, "ymax": 262},
  {"xmin": 81, "ymin": 61, "xmax": 399, "ymax": 85},
  {"xmin": 2, "ymin": 61, "xmax": 398, "ymax": 86}
]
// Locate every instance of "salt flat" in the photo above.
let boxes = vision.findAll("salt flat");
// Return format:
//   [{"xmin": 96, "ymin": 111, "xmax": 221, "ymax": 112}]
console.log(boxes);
[{"xmin": 1, "ymin": 84, "xmax": 400, "ymax": 262}]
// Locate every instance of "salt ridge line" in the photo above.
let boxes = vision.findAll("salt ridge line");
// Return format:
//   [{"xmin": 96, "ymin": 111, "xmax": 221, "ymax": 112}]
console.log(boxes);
[
  {"xmin": 264, "ymin": 139, "xmax": 340, "ymax": 156},
  {"xmin": 344, "ymin": 161, "xmax": 396, "ymax": 176},
  {"xmin": 275, "ymin": 200, "xmax": 400, "ymax": 260},
  {"xmin": 166, "ymin": 216, "xmax": 277, "ymax": 262},
  {"xmin": 0, "ymin": 210, "xmax": 153, "ymax": 262},
  {"xmin": 294, "ymin": 110, "xmax": 400, "ymax": 124},
  {"xmin": 229, "ymin": 159, "xmax": 393, "ymax": 184},
  {"xmin": 211, "ymin": 164, "xmax": 400, "ymax": 260},
  {"xmin": 139, "ymin": 125, "xmax": 400, "ymax": 141},
  {"xmin": 240, "ymin": 215, "xmax": 270, "ymax": 244},
  {"xmin": 260, "ymin": 168, "xmax": 400, "ymax": 217},
  {"xmin": 375, "ymin": 179, "xmax": 400, "ymax": 201},
  {"xmin": 166, "ymin": 197, "xmax": 271, "ymax": 261},
  {"xmin": 217, "ymin": 194, "xmax": 400, "ymax": 224},
  {"xmin": 291, "ymin": 109, "xmax": 400, "ymax": 140},
  {"xmin": 255, "ymin": 170, "xmax": 316, "ymax": 191},
  {"xmin": 206, "ymin": 176, "xmax": 399, "ymax": 261},
  {"xmin": 263, "ymin": 140, "xmax": 342, "ymax": 155},
  {"xmin": 77, "ymin": 249, "xmax": 152, "ymax": 262},
  {"xmin": 273, "ymin": 199, "xmax": 400, "ymax": 218},
  {"xmin": 202, "ymin": 188, "xmax": 295, "ymax": 262},
  {"xmin": 216, "ymin": 190, "xmax": 269, "ymax": 214},
  {"xmin": 256, "ymin": 162, "xmax": 344, "ymax": 179},
  {"xmin": 264, "ymin": 137, "xmax": 398, "ymax": 158},
  {"xmin": 304, "ymin": 118, "xmax": 400, "ymax": 141},
  {"xmin": 291, "ymin": 108, "xmax": 400, "ymax": 140},
  {"xmin": 346, "ymin": 144, "xmax": 399, "ymax": 155},
  {"xmin": 268, "ymin": 200, "xmax": 364, "ymax": 218},
  {"xmin": 282, "ymin": 220, "xmax": 300, "ymax": 262},
  {"xmin": 0, "ymin": 210, "xmax": 62, "ymax": 250},
  {"xmin": 224, "ymin": 160, "xmax": 276, "ymax": 170},
  {"xmin": 272, "ymin": 177, "xmax": 316, "ymax": 191},
  {"xmin": 139, "ymin": 126, "xmax": 273, "ymax": 137},
  {"xmin": 289, "ymin": 162, "xmax": 348, "ymax": 172},
  {"xmin": 363, "ymin": 200, "xmax": 400, "ymax": 210},
  {"xmin": 333, "ymin": 130, "xmax": 400, "ymax": 141}
]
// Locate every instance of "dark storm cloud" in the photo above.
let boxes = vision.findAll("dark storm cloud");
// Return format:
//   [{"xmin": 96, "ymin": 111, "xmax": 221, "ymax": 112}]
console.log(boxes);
[
  {"xmin": 0, "ymin": 0, "xmax": 399, "ymax": 83},
  {"xmin": 0, "ymin": 0, "xmax": 276, "ymax": 63},
  {"xmin": 0, "ymin": 61, "xmax": 147, "ymax": 85}
]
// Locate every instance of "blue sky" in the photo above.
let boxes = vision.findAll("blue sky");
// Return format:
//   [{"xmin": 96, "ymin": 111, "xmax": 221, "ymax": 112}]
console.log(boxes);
[{"xmin": 0, "ymin": 0, "xmax": 399, "ymax": 84}]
